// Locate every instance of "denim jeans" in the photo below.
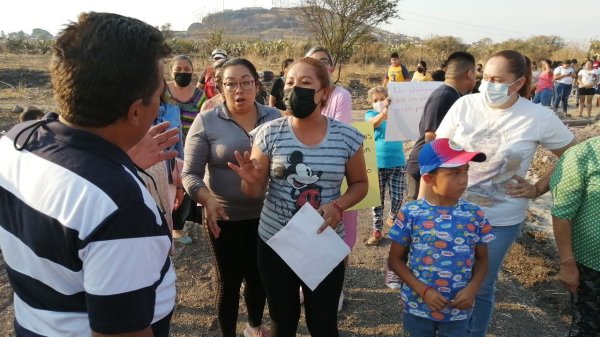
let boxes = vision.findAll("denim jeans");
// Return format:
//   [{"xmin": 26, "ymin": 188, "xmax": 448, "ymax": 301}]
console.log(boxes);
[
  {"xmin": 466, "ymin": 223, "xmax": 523, "ymax": 337},
  {"xmin": 403, "ymin": 313, "xmax": 469, "ymax": 337},
  {"xmin": 533, "ymin": 88, "xmax": 553, "ymax": 106},
  {"xmin": 553, "ymin": 83, "xmax": 572, "ymax": 113}
]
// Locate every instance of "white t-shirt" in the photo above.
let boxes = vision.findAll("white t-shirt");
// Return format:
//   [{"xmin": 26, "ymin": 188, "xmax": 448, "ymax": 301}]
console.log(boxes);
[
  {"xmin": 578, "ymin": 69, "xmax": 599, "ymax": 87},
  {"xmin": 554, "ymin": 66, "xmax": 575, "ymax": 85},
  {"xmin": 436, "ymin": 94, "xmax": 574, "ymax": 226}
]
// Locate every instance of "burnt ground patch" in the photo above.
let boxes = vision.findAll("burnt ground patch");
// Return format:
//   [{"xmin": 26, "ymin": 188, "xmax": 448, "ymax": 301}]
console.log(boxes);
[{"xmin": 0, "ymin": 69, "xmax": 51, "ymax": 89}]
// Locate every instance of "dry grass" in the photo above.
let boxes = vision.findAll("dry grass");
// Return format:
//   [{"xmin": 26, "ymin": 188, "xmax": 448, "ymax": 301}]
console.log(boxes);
[
  {"xmin": 0, "ymin": 54, "xmax": 51, "ymax": 72},
  {"xmin": 0, "ymin": 52, "xmax": 584, "ymax": 337}
]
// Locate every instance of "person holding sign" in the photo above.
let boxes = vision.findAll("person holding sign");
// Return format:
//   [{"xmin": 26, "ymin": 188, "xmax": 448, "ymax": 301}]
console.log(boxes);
[
  {"xmin": 364, "ymin": 86, "xmax": 406, "ymax": 246},
  {"xmin": 229, "ymin": 57, "xmax": 368, "ymax": 337}
]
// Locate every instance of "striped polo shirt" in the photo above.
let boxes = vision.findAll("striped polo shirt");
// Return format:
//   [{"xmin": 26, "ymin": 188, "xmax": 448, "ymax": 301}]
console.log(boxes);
[
  {"xmin": 0, "ymin": 116, "xmax": 176, "ymax": 336},
  {"xmin": 251, "ymin": 117, "xmax": 364, "ymax": 242}
]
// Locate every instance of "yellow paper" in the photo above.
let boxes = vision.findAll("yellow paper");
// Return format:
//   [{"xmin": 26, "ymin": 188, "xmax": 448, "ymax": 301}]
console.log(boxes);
[{"xmin": 341, "ymin": 121, "xmax": 381, "ymax": 210}]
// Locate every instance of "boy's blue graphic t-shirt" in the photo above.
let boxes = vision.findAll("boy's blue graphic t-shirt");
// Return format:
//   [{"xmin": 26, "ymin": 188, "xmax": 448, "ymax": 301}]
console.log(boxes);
[{"xmin": 389, "ymin": 198, "xmax": 495, "ymax": 322}]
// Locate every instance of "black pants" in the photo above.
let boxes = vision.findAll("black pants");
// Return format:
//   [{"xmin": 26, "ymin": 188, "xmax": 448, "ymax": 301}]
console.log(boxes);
[
  {"xmin": 405, "ymin": 162, "xmax": 421, "ymax": 201},
  {"xmin": 208, "ymin": 219, "xmax": 266, "ymax": 337},
  {"xmin": 172, "ymin": 193, "xmax": 201, "ymax": 230},
  {"xmin": 257, "ymin": 238, "xmax": 345, "ymax": 337},
  {"xmin": 570, "ymin": 263, "xmax": 600, "ymax": 337}
]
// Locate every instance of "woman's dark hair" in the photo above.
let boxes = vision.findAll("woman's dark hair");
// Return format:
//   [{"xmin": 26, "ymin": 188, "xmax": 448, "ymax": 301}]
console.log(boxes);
[
  {"xmin": 305, "ymin": 46, "xmax": 333, "ymax": 64},
  {"xmin": 214, "ymin": 57, "xmax": 259, "ymax": 92},
  {"xmin": 491, "ymin": 50, "xmax": 531, "ymax": 97},
  {"xmin": 51, "ymin": 12, "xmax": 170, "ymax": 127},
  {"xmin": 280, "ymin": 58, "xmax": 294, "ymax": 76},
  {"xmin": 417, "ymin": 60, "xmax": 427, "ymax": 70},
  {"xmin": 171, "ymin": 54, "xmax": 194, "ymax": 71},
  {"xmin": 287, "ymin": 57, "xmax": 331, "ymax": 105}
]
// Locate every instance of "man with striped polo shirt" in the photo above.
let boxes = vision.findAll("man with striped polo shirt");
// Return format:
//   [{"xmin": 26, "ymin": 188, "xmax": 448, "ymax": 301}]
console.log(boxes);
[{"xmin": 0, "ymin": 12, "xmax": 175, "ymax": 337}]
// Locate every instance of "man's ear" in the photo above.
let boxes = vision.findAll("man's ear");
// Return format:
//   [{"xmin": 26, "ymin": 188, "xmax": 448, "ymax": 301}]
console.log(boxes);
[{"xmin": 126, "ymin": 98, "xmax": 144, "ymax": 126}]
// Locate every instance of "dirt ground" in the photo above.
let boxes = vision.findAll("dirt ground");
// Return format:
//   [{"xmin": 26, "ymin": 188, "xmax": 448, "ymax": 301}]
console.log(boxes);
[{"xmin": 2, "ymin": 54, "xmax": 600, "ymax": 336}]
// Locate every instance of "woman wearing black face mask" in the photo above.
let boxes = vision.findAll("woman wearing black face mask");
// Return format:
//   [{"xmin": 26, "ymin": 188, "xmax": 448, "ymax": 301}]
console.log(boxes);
[
  {"xmin": 411, "ymin": 60, "xmax": 432, "ymax": 82},
  {"xmin": 229, "ymin": 57, "xmax": 368, "ymax": 337},
  {"xmin": 163, "ymin": 55, "xmax": 206, "ymax": 244},
  {"xmin": 164, "ymin": 55, "xmax": 206, "ymax": 140}
]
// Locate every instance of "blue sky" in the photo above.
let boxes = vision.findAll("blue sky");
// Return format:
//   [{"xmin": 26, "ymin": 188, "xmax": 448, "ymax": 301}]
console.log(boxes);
[{"xmin": 1, "ymin": 0, "xmax": 597, "ymax": 44}]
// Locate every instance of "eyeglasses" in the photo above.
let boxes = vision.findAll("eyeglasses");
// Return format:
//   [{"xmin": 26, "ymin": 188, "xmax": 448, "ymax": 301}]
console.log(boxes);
[{"xmin": 223, "ymin": 80, "xmax": 255, "ymax": 92}]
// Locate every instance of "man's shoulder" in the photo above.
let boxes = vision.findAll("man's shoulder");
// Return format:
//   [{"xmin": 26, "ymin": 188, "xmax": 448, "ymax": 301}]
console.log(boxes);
[{"xmin": 429, "ymin": 85, "xmax": 460, "ymax": 101}]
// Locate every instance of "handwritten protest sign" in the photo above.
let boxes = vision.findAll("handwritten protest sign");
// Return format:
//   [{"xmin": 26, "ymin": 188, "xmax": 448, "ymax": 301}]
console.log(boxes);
[
  {"xmin": 385, "ymin": 81, "xmax": 443, "ymax": 141},
  {"xmin": 341, "ymin": 121, "xmax": 381, "ymax": 210}
]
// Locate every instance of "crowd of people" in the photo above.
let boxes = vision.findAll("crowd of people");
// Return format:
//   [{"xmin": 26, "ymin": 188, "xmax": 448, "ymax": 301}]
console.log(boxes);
[{"xmin": 0, "ymin": 11, "xmax": 598, "ymax": 337}]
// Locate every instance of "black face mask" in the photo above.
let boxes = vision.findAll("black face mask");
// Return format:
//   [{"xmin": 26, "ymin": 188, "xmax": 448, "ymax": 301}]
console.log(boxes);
[
  {"xmin": 283, "ymin": 86, "xmax": 322, "ymax": 119},
  {"xmin": 417, "ymin": 66, "xmax": 425, "ymax": 73},
  {"xmin": 173, "ymin": 72, "xmax": 192, "ymax": 87}
]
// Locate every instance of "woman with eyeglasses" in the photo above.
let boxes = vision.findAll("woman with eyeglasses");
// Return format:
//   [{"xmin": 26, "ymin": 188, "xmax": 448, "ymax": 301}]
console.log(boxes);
[
  {"xmin": 229, "ymin": 57, "xmax": 368, "ymax": 337},
  {"xmin": 182, "ymin": 58, "xmax": 280, "ymax": 337},
  {"xmin": 435, "ymin": 50, "xmax": 576, "ymax": 337}
]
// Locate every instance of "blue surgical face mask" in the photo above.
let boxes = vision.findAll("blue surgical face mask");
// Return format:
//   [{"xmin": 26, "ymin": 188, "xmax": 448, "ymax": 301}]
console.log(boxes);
[{"xmin": 479, "ymin": 79, "xmax": 520, "ymax": 108}]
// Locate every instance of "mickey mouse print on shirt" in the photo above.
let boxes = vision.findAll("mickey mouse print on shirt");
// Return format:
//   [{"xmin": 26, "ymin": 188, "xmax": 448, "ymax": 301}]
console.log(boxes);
[{"xmin": 273, "ymin": 150, "xmax": 323, "ymax": 214}]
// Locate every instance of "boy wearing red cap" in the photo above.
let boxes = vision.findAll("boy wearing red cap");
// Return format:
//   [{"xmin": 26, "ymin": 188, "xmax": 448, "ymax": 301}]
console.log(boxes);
[{"xmin": 388, "ymin": 138, "xmax": 494, "ymax": 336}]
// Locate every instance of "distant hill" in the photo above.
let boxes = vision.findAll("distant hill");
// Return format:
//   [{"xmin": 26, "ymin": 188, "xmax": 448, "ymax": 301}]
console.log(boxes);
[{"xmin": 184, "ymin": 7, "xmax": 417, "ymax": 43}]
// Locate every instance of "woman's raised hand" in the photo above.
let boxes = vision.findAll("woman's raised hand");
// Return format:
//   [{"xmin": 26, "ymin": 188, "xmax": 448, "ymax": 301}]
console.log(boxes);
[{"xmin": 228, "ymin": 150, "xmax": 263, "ymax": 184}]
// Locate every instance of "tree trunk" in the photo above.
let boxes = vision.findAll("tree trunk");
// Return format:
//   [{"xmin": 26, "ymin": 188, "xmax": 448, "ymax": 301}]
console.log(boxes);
[{"xmin": 334, "ymin": 62, "xmax": 342, "ymax": 84}]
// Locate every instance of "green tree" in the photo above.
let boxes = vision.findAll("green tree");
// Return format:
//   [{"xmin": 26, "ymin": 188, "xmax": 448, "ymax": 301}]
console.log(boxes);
[
  {"xmin": 31, "ymin": 28, "xmax": 53, "ymax": 40},
  {"xmin": 420, "ymin": 36, "xmax": 467, "ymax": 62},
  {"xmin": 159, "ymin": 23, "xmax": 174, "ymax": 40},
  {"xmin": 523, "ymin": 35, "xmax": 565, "ymax": 61},
  {"xmin": 589, "ymin": 40, "xmax": 600, "ymax": 58},
  {"xmin": 300, "ymin": 0, "xmax": 399, "ymax": 79},
  {"xmin": 467, "ymin": 38, "xmax": 496, "ymax": 62},
  {"xmin": 8, "ymin": 30, "xmax": 28, "ymax": 40}
]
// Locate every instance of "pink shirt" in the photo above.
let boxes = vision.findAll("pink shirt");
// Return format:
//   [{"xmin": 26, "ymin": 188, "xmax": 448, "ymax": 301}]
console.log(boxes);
[
  {"xmin": 320, "ymin": 85, "xmax": 358, "ymax": 248},
  {"xmin": 321, "ymin": 85, "xmax": 353, "ymax": 123},
  {"xmin": 536, "ymin": 71, "xmax": 554, "ymax": 93}
]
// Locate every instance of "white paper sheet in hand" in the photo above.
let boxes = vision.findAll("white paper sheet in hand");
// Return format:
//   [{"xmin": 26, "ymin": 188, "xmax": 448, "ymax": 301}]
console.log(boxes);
[{"xmin": 266, "ymin": 203, "xmax": 350, "ymax": 291}]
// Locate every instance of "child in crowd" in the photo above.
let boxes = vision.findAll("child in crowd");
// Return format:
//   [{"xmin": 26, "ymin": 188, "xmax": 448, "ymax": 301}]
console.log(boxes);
[
  {"xmin": 364, "ymin": 86, "xmax": 406, "ymax": 246},
  {"xmin": 388, "ymin": 138, "xmax": 494, "ymax": 337}
]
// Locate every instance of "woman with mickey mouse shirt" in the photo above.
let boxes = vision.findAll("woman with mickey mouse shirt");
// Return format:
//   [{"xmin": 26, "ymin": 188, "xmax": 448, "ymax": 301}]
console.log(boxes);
[{"xmin": 229, "ymin": 57, "xmax": 368, "ymax": 337}]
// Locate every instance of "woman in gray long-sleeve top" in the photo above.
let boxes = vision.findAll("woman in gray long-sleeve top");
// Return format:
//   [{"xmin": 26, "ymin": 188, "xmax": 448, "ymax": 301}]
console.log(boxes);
[{"xmin": 182, "ymin": 58, "xmax": 281, "ymax": 337}]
